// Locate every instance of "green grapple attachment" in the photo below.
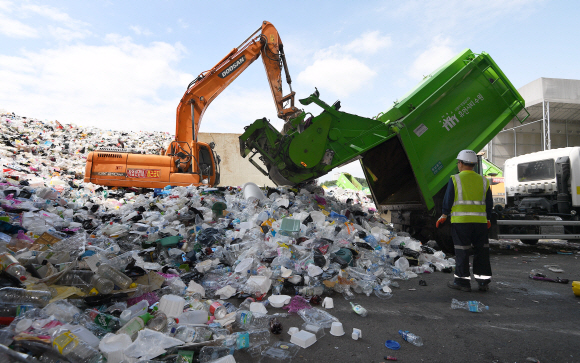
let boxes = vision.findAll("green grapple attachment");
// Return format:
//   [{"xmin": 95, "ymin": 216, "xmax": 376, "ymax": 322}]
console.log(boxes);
[{"xmin": 239, "ymin": 49, "xmax": 528, "ymax": 212}]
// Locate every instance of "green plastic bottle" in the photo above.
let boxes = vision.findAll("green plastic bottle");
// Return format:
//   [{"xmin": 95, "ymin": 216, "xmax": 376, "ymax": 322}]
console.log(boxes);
[
  {"xmin": 116, "ymin": 312, "xmax": 153, "ymax": 340},
  {"xmin": 349, "ymin": 302, "xmax": 368, "ymax": 317}
]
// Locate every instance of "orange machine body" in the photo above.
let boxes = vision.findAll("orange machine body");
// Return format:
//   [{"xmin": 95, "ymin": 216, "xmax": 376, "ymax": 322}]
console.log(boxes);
[{"xmin": 84, "ymin": 21, "xmax": 297, "ymax": 189}]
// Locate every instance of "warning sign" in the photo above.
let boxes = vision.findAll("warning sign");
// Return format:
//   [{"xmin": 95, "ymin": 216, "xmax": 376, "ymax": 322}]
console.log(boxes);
[{"xmin": 126, "ymin": 169, "xmax": 161, "ymax": 178}]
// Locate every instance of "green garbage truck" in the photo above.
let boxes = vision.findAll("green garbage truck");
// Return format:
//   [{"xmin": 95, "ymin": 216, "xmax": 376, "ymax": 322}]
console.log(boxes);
[{"xmin": 239, "ymin": 49, "xmax": 528, "ymax": 252}]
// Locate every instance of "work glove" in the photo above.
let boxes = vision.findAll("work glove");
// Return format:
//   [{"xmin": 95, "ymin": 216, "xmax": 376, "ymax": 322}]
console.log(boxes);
[
  {"xmin": 487, "ymin": 220, "xmax": 491, "ymax": 229},
  {"xmin": 436, "ymin": 215, "xmax": 447, "ymax": 228}
]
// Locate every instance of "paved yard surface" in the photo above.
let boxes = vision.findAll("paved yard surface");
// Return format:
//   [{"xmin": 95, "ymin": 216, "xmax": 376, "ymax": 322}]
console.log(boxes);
[{"xmin": 231, "ymin": 240, "xmax": 580, "ymax": 363}]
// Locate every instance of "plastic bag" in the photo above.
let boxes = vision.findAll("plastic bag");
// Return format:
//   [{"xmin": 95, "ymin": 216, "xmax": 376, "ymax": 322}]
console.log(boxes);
[{"xmin": 123, "ymin": 328, "xmax": 183, "ymax": 360}]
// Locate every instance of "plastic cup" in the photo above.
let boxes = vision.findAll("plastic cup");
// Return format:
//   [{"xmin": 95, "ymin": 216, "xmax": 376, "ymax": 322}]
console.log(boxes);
[
  {"xmin": 242, "ymin": 182, "xmax": 266, "ymax": 201},
  {"xmin": 322, "ymin": 297, "xmax": 334, "ymax": 309},
  {"xmin": 329, "ymin": 322, "xmax": 345, "ymax": 336}
]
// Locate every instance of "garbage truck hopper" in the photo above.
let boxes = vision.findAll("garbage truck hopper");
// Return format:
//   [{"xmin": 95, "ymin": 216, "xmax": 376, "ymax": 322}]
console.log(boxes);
[{"xmin": 240, "ymin": 49, "xmax": 528, "ymax": 252}]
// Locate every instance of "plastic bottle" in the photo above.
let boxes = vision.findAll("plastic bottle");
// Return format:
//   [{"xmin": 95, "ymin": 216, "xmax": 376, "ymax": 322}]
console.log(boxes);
[
  {"xmin": 90, "ymin": 274, "xmax": 114, "ymax": 295},
  {"xmin": 147, "ymin": 310, "xmax": 168, "ymax": 332},
  {"xmin": 120, "ymin": 300, "xmax": 149, "ymax": 325},
  {"xmin": 340, "ymin": 286, "xmax": 356, "ymax": 300},
  {"xmin": 85, "ymin": 309, "xmax": 121, "ymax": 332},
  {"xmin": 450, "ymin": 298, "xmax": 489, "ymax": 313},
  {"xmin": 52, "ymin": 330, "xmax": 101, "ymax": 363},
  {"xmin": 0, "ymin": 303, "xmax": 34, "ymax": 317},
  {"xmin": 349, "ymin": 302, "xmax": 368, "ymax": 317},
  {"xmin": 239, "ymin": 297, "xmax": 255, "ymax": 311},
  {"xmin": 96, "ymin": 263, "xmax": 132, "ymax": 289},
  {"xmin": 60, "ymin": 270, "xmax": 94, "ymax": 291},
  {"xmin": 235, "ymin": 310, "xmax": 254, "ymax": 327},
  {"xmin": 398, "ymin": 330, "xmax": 423, "ymax": 346},
  {"xmin": 0, "ymin": 252, "xmax": 27, "ymax": 281},
  {"xmin": 116, "ymin": 312, "xmax": 153, "ymax": 340},
  {"xmin": 0, "ymin": 287, "xmax": 51, "ymax": 307},
  {"xmin": 198, "ymin": 346, "xmax": 232, "ymax": 363},
  {"xmin": 106, "ymin": 251, "xmax": 135, "ymax": 271},
  {"xmin": 172, "ymin": 325, "xmax": 195, "ymax": 343},
  {"xmin": 296, "ymin": 285, "xmax": 324, "ymax": 296}
]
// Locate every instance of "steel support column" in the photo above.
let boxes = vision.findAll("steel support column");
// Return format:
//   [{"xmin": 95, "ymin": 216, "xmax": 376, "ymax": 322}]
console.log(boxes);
[
  {"xmin": 514, "ymin": 129, "xmax": 518, "ymax": 157},
  {"xmin": 542, "ymin": 100, "xmax": 551, "ymax": 150},
  {"xmin": 565, "ymin": 120, "xmax": 569, "ymax": 147}
]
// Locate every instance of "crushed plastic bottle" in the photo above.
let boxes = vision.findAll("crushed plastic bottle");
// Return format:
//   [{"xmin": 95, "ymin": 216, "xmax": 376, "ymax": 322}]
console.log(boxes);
[
  {"xmin": 451, "ymin": 298, "xmax": 489, "ymax": 313},
  {"xmin": 398, "ymin": 330, "xmax": 423, "ymax": 346}
]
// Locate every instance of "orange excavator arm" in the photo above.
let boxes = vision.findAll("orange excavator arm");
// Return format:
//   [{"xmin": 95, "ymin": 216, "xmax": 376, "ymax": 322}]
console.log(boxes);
[
  {"xmin": 84, "ymin": 21, "xmax": 296, "ymax": 189},
  {"xmin": 174, "ymin": 20, "xmax": 299, "ymax": 144}
]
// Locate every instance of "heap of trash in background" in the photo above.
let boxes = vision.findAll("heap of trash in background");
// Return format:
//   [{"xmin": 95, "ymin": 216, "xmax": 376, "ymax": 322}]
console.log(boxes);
[{"xmin": 0, "ymin": 112, "xmax": 456, "ymax": 363}]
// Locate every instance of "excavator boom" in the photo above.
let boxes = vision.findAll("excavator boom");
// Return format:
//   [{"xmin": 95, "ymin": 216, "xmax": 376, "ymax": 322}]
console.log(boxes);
[
  {"xmin": 176, "ymin": 20, "xmax": 298, "ymax": 144},
  {"xmin": 84, "ymin": 21, "xmax": 297, "ymax": 189}
]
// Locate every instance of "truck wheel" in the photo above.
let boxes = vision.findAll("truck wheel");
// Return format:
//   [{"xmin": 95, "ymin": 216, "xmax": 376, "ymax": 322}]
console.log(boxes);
[{"xmin": 520, "ymin": 239, "xmax": 539, "ymax": 245}]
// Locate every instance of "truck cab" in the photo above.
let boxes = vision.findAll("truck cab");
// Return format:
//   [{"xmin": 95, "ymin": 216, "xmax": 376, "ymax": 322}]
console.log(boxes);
[
  {"xmin": 493, "ymin": 146, "xmax": 580, "ymax": 244},
  {"xmin": 504, "ymin": 147, "xmax": 580, "ymax": 214}
]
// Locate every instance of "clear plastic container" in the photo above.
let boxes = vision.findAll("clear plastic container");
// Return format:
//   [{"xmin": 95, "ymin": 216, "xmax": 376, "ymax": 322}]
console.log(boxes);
[
  {"xmin": 91, "ymin": 275, "xmax": 114, "ymax": 295},
  {"xmin": 96, "ymin": 263, "xmax": 132, "ymax": 290},
  {"xmin": 52, "ymin": 331, "xmax": 101, "ymax": 363},
  {"xmin": 0, "ymin": 252, "xmax": 27, "ymax": 281},
  {"xmin": 0, "ymin": 287, "xmax": 51, "ymax": 307}
]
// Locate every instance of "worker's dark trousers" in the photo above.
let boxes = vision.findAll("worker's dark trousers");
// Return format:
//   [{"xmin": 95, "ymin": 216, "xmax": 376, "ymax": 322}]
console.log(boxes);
[{"xmin": 451, "ymin": 223, "xmax": 492, "ymax": 286}]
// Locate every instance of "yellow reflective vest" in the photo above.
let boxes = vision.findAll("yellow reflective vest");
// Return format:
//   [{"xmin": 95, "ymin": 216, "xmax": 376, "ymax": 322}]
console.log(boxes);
[{"xmin": 450, "ymin": 170, "xmax": 489, "ymax": 223}]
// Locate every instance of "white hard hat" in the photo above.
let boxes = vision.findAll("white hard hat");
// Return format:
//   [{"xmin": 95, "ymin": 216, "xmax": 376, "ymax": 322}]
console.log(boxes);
[{"xmin": 457, "ymin": 150, "xmax": 477, "ymax": 164}]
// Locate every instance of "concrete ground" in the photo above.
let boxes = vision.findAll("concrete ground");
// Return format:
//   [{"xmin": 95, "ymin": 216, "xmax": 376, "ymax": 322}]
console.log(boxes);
[{"xmin": 232, "ymin": 240, "xmax": 580, "ymax": 363}]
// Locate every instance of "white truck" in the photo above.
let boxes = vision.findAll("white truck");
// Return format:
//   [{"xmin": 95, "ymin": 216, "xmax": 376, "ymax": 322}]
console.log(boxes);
[{"xmin": 492, "ymin": 146, "xmax": 580, "ymax": 244}]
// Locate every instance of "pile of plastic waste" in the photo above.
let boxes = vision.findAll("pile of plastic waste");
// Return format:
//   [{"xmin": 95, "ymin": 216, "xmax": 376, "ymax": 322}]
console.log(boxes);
[{"xmin": 0, "ymin": 112, "xmax": 456, "ymax": 363}]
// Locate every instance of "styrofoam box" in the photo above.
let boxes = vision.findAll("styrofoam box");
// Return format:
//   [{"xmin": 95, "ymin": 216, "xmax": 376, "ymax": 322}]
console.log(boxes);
[{"xmin": 290, "ymin": 330, "xmax": 317, "ymax": 348}]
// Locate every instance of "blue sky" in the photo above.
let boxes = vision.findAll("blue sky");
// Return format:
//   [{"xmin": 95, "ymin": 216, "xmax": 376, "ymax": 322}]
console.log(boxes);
[{"xmin": 1, "ymin": 0, "xmax": 578, "ymax": 180}]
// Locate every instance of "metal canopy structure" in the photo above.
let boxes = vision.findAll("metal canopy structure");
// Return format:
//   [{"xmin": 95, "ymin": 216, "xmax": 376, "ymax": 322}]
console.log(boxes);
[{"xmin": 487, "ymin": 77, "xmax": 580, "ymax": 167}]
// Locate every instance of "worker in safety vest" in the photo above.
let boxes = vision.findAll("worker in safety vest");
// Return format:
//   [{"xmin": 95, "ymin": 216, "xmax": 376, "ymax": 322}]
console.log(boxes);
[{"xmin": 436, "ymin": 150, "xmax": 493, "ymax": 292}]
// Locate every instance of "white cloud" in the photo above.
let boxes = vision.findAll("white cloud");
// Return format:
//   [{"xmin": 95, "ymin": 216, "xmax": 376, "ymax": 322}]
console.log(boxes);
[
  {"xmin": 408, "ymin": 37, "xmax": 456, "ymax": 80},
  {"xmin": 130, "ymin": 25, "xmax": 152, "ymax": 36},
  {"xmin": 344, "ymin": 31, "xmax": 392, "ymax": 54},
  {"xmin": 200, "ymin": 87, "xmax": 281, "ymax": 133},
  {"xmin": 0, "ymin": 14, "xmax": 38, "ymax": 38},
  {"xmin": 298, "ymin": 58, "xmax": 376, "ymax": 98},
  {"xmin": 0, "ymin": 37, "xmax": 193, "ymax": 132},
  {"xmin": 21, "ymin": 4, "xmax": 78, "ymax": 25},
  {"xmin": 296, "ymin": 31, "xmax": 391, "ymax": 98},
  {"xmin": 0, "ymin": 1, "xmax": 90, "ymax": 41},
  {"xmin": 388, "ymin": 0, "xmax": 542, "ymax": 33},
  {"xmin": 48, "ymin": 26, "xmax": 89, "ymax": 42}
]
